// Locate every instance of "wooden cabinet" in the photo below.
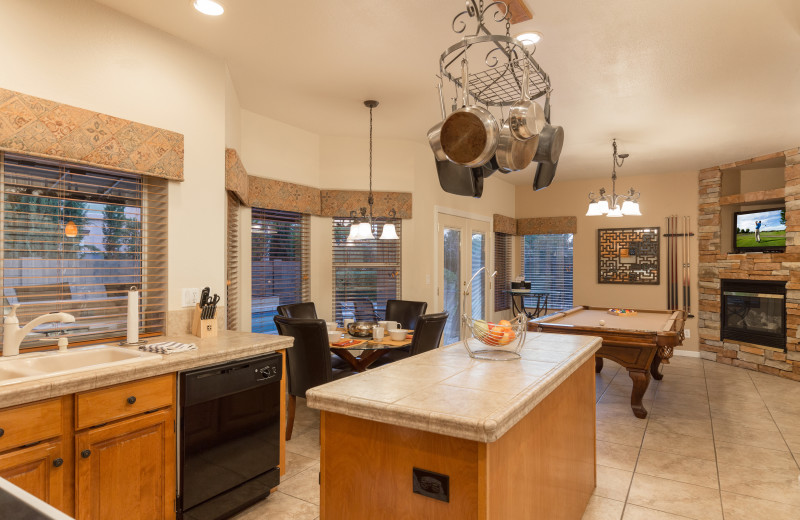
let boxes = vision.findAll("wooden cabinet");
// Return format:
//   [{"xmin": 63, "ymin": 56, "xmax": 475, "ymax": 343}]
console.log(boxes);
[
  {"xmin": 75, "ymin": 408, "xmax": 175, "ymax": 520},
  {"xmin": 0, "ymin": 440, "xmax": 66, "ymax": 510}
]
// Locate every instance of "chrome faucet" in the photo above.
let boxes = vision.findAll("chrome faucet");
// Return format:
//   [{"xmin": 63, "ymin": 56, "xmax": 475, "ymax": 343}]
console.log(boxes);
[{"xmin": 3, "ymin": 304, "xmax": 76, "ymax": 357}]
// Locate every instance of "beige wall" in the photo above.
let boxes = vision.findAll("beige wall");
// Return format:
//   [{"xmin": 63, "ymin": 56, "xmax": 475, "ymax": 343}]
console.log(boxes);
[
  {"xmin": 515, "ymin": 170, "xmax": 700, "ymax": 351},
  {"xmin": 1, "ymin": 0, "xmax": 228, "ymax": 311}
]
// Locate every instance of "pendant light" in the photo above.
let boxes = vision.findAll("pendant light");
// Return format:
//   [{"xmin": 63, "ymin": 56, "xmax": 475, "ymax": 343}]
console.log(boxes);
[{"xmin": 586, "ymin": 139, "xmax": 641, "ymax": 217}]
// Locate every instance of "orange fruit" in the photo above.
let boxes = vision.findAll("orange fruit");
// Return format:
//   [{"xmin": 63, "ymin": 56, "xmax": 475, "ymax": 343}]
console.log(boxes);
[{"xmin": 498, "ymin": 319, "xmax": 511, "ymax": 327}]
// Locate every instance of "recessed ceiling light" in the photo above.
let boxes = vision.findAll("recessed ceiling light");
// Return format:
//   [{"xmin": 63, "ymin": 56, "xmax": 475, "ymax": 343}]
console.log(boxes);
[
  {"xmin": 193, "ymin": 0, "xmax": 224, "ymax": 16},
  {"xmin": 515, "ymin": 31, "xmax": 542, "ymax": 46}
]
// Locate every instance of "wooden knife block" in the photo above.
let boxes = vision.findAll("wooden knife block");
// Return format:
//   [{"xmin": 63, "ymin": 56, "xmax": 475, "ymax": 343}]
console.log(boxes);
[{"xmin": 192, "ymin": 303, "xmax": 218, "ymax": 339}]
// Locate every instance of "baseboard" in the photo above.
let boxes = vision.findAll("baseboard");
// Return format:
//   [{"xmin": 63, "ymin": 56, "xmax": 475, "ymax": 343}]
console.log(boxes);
[{"xmin": 673, "ymin": 349, "xmax": 701, "ymax": 358}]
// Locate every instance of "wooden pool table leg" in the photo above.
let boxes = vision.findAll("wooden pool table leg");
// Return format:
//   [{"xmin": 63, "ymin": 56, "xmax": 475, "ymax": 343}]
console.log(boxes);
[
  {"xmin": 628, "ymin": 369, "xmax": 651, "ymax": 419},
  {"xmin": 595, "ymin": 356, "xmax": 604, "ymax": 373},
  {"xmin": 650, "ymin": 352, "xmax": 664, "ymax": 381}
]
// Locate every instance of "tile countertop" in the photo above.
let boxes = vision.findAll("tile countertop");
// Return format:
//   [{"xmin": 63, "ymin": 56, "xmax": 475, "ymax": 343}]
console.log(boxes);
[
  {"xmin": 306, "ymin": 332, "xmax": 602, "ymax": 443},
  {"xmin": 0, "ymin": 331, "xmax": 293, "ymax": 408}
]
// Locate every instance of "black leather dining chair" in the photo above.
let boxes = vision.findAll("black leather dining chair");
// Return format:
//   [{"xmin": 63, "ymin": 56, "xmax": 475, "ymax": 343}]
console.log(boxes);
[
  {"xmin": 371, "ymin": 312, "xmax": 448, "ymax": 367},
  {"xmin": 274, "ymin": 316, "xmax": 353, "ymax": 440},
  {"xmin": 277, "ymin": 302, "xmax": 350, "ymax": 370},
  {"xmin": 384, "ymin": 299, "xmax": 428, "ymax": 330}
]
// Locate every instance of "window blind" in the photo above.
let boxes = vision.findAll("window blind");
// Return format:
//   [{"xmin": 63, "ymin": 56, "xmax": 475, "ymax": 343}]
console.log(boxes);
[
  {"xmin": 226, "ymin": 192, "xmax": 240, "ymax": 331},
  {"xmin": 332, "ymin": 218, "xmax": 401, "ymax": 324},
  {"xmin": 0, "ymin": 152, "xmax": 167, "ymax": 351},
  {"xmin": 251, "ymin": 208, "xmax": 310, "ymax": 334},
  {"xmin": 494, "ymin": 232, "xmax": 512, "ymax": 311},
  {"xmin": 521, "ymin": 234, "xmax": 574, "ymax": 311}
]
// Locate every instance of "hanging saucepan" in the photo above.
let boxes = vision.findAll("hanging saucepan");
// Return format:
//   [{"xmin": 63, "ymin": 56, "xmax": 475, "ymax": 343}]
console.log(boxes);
[
  {"xmin": 533, "ymin": 160, "xmax": 558, "ymax": 191},
  {"xmin": 439, "ymin": 60, "xmax": 499, "ymax": 168},
  {"xmin": 496, "ymin": 118, "xmax": 539, "ymax": 172},
  {"xmin": 533, "ymin": 91, "xmax": 565, "ymax": 165},
  {"xmin": 435, "ymin": 160, "xmax": 484, "ymax": 197},
  {"xmin": 508, "ymin": 61, "xmax": 546, "ymax": 141},
  {"xmin": 427, "ymin": 80, "xmax": 447, "ymax": 161}
]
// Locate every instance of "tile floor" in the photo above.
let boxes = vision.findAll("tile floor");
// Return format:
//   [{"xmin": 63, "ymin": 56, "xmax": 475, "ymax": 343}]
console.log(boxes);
[{"xmin": 233, "ymin": 355, "xmax": 800, "ymax": 519}]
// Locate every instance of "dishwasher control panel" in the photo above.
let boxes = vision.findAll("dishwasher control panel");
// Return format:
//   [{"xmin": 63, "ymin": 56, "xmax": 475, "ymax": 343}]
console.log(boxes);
[{"xmin": 255, "ymin": 357, "xmax": 281, "ymax": 383}]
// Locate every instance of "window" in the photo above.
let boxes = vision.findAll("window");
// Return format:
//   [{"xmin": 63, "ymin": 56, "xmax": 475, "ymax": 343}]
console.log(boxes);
[
  {"xmin": 251, "ymin": 208, "xmax": 310, "ymax": 334},
  {"xmin": 1, "ymin": 153, "xmax": 167, "ymax": 351},
  {"xmin": 494, "ymin": 232, "xmax": 512, "ymax": 311},
  {"xmin": 332, "ymin": 218, "xmax": 401, "ymax": 324},
  {"xmin": 522, "ymin": 234, "xmax": 573, "ymax": 311}
]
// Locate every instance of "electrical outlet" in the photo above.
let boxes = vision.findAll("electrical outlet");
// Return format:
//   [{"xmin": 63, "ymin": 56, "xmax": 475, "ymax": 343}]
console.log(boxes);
[
  {"xmin": 685, "ymin": 328, "xmax": 691, "ymax": 338},
  {"xmin": 182, "ymin": 288, "xmax": 200, "ymax": 307}
]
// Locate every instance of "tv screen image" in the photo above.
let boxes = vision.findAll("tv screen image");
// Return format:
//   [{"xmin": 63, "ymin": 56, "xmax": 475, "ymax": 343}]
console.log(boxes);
[{"xmin": 734, "ymin": 208, "xmax": 786, "ymax": 250}]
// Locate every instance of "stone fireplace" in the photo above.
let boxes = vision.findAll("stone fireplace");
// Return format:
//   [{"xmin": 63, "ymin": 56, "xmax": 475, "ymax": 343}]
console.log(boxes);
[
  {"xmin": 721, "ymin": 279, "xmax": 785, "ymax": 351},
  {"xmin": 698, "ymin": 147, "xmax": 800, "ymax": 380}
]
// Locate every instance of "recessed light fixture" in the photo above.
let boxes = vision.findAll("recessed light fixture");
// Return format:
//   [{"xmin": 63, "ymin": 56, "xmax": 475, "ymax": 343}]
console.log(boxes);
[
  {"xmin": 193, "ymin": 0, "xmax": 224, "ymax": 16},
  {"xmin": 515, "ymin": 31, "xmax": 543, "ymax": 46}
]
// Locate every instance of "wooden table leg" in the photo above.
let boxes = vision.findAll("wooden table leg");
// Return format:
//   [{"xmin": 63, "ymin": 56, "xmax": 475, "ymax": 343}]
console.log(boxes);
[
  {"xmin": 628, "ymin": 369, "xmax": 651, "ymax": 419},
  {"xmin": 595, "ymin": 356, "xmax": 604, "ymax": 373},
  {"xmin": 650, "ymin": 351, "xmax": 664, "ymax": 381}
]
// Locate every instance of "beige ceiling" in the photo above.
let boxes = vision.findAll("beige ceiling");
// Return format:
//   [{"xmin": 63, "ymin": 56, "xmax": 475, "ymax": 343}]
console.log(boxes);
[{"xmin": 94, "ymin": 0, "xmax": 800, "ymax": 185}]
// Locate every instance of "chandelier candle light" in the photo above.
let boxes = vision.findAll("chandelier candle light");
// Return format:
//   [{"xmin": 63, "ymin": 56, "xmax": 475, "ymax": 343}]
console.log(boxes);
[
  {"xmin": 586, "ymin": 139, "xmax": 641, "ymax": 217},
  {"xmin": 347, "ymin": 100, "xmax": 399, "ymax": 241}
]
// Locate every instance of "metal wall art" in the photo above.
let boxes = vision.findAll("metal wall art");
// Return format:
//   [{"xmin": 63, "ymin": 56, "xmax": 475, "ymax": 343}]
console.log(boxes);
[{"xmin": 598, "ymin": 227, "xmax": 660, "ymax": 284}]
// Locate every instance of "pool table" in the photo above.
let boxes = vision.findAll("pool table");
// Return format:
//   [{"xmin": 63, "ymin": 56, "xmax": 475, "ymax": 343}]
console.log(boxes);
[{"xmin": 530, "ymin": 306, "xmax": 685, "ymax": 418}]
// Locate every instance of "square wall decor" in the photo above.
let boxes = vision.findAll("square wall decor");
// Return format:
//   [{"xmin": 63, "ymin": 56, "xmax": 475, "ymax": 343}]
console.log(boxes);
[{"xmin": 598, "ymin": 227, "xmax": 660, "ymax": 284}]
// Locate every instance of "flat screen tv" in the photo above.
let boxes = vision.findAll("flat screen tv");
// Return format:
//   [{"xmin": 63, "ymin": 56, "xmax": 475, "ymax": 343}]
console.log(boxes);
[{"xmin": 733, "ymin": 207, "xmax": 786, "ymax": 253}]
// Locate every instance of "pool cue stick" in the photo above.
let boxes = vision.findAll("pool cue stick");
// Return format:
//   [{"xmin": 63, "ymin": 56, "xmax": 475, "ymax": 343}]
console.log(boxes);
[
  {"xmin": 682, "ymin": 215, "xmax": 688, "ymax": 313},
  {"xmin": 666, "ymin": 216, "xmax": 671, "ymax": 308},
  {"xmin": 686, "ymin": 216, "xmax": 693, "ymax": 317},
  {"xmin": 672, "ymin": 215, "xmax": 678, "ymax": 310}
]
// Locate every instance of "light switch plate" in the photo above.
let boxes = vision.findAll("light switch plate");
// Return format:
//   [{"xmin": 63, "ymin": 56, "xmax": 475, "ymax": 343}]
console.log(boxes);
[
  {"xmin": 685, "ymin": 328, "xmax": 691, "ymax": 338},
  {"xmin": 182, "ymin": 288, "xmax": 200, "ymax": 307}
]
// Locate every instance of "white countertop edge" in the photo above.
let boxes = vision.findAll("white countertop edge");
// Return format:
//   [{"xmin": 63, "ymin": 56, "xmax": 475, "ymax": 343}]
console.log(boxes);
[
  {"xmin": 0, "ymin": 476, "xmax": 73, "ymax": 520},
  {"xmin": 307, "ymin": 336, "xmax": 602, "ymax": 443},
  {"xmin": 0, "ymin": 331, "xmax": 292, "ymax": 408}
]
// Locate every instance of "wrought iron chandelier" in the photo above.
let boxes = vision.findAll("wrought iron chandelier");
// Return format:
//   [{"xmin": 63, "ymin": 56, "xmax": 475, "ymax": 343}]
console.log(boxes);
[
  {"xmin": 347, "ymin": 100, "xmax": 399, "ymax": 241},
  {"xmin": 586, "ymin": 139, "xmax": 640, "ymax": 217}
]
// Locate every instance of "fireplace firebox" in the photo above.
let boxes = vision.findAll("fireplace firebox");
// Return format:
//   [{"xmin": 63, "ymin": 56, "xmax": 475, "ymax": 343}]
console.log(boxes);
[{"xmin": 721, "ymin": 279, "xmax": 786, "ymax": 351}]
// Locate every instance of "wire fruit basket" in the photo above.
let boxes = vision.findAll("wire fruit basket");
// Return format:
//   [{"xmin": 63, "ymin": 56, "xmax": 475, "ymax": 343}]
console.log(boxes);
[{"xmin": 462, "ymin": 267, "xmax": 527, "ymax": 360}]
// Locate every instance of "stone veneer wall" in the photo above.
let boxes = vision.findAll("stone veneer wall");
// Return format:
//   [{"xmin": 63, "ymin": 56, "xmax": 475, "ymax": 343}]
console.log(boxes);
[{"xmin": 698, "ymin": 148, "xmax": 800, "ymax": 381}]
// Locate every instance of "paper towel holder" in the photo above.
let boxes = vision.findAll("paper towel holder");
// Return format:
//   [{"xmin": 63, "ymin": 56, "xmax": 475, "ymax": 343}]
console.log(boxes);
[{"xmin": 119, "ymin": 285, "xmax": 148, "ymax": 347}]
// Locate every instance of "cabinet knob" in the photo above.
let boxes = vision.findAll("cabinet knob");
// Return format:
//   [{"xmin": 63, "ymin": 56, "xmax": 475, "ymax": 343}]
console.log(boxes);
[
  {"xmin": 53, "ymin": 458, "xmax": 63, "ymax": 468},
  {"xmin": 81, "ymin": 450, "xmax": 91, "ymax": 459},
  {"xmin": 126, "ymin": 396, "xmax": 136, "ymax": 405},
  {"xmin": 0, "ymin": 428, "xmax": 4, "ymax": 438}
]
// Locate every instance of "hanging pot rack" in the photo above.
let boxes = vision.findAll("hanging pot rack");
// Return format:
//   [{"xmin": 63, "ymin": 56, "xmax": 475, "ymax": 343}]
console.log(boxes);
[{"xmin": 439, "ymin": 0, "xmax": 551, "ymax": 107}]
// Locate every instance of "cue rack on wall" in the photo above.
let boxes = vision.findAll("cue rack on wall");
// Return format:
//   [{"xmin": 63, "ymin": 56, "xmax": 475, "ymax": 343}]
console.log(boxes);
[{"xmin": 664, "ymin": 215, "xmax": 695, "ymax": 318}]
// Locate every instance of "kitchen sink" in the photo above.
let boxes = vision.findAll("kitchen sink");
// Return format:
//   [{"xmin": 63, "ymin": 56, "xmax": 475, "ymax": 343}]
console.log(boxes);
[{"xmin": 0, "ymin": 345, "xmax": 162, "ymax": 386}]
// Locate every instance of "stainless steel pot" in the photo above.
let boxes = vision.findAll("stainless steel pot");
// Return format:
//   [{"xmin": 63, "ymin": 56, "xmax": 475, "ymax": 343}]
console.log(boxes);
[
  {"xmin": 347, "ymin": 321, "xmax": 377, "ymax": 338},
  {"xmin": 533, "ymin": 91, "xmax": 565, "ymax": 164},
  {"xmin": 496, "ymin": 120, "xmax": 539, "ymax": 172},
  {"xmin": 508, "ymin": 62, "xmax": 546, "ymax": 141},
  {"xmin": 427, "ymin": 81, "xmax": 447, "ymax": 161},
  {"xmin": 440, "ymin": 60, "xmax": 499, "ymax": 168}
]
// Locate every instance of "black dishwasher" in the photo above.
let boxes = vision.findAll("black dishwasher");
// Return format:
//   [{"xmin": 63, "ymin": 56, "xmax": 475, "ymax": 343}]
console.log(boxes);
[{"xmin": 178, "ymin": 353, "xmax": 282, "ymax": 520}]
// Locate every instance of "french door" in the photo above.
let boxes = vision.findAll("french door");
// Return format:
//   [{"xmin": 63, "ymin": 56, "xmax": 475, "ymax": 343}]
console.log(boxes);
[{"xmin": 437, "ymin": 214, "xmax": 490, "ymax": 345}]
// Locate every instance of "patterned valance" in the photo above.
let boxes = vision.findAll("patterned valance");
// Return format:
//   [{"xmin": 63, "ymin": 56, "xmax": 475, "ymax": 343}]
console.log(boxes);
[
  {"xmin": 493, "ymin": 214, "xmax": 516, "ymax": 235},
  {"xmin": 248, "ymin": 175, "xmax": 321, "ymax": 215},
  {"xmin": 225, "ymin": 148, "xmax": 249, "ymax": 205},
  {"xmin": 0, "ymin": 88, "xmax": 184, "ymax": 181},
  {"xmin": 516, "ymin": 216, "xmax": 577, "ymax": 236},
  {"xmin": 320, "ymin": 190, "xmax": 412, "ymax": 219}
]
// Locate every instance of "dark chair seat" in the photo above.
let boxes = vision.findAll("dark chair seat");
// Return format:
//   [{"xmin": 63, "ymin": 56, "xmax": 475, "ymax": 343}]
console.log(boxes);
[
  {"xmin": 274, "ymin": 315, "xmax": 354, "ymax": 440},
  {"xmin": 385, "ymin": 299, "xmax": 428, "ymax": 330},
  {"xmin": 371, "ymin": 312, "xmax": 448, "ymax": 367},
  {"xmin": 276, "ymin": 301, "xmax": 349, "ymax": 370}
]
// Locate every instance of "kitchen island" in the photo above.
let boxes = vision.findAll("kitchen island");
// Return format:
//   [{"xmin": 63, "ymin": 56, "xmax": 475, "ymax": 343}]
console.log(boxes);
[{"xmin": 307, "ymin": 332, "xmax": 602, "ymax": 520}]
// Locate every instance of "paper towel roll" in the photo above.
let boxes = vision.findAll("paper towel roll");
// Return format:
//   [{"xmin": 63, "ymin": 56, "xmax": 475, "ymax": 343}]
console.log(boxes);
[{"xmin": 127, "ymin": 287, "xmax": 139, "ymax": 344}]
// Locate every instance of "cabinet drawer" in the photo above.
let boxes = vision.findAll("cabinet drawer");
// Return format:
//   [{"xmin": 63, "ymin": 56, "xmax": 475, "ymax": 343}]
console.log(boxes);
[
  {"xmin": 0, "ymin": 398, "xmax": 63, "ymax": 452},
  {"xmin": 76, "ymin": 374, "xmax": 174, "ymax": 430}
]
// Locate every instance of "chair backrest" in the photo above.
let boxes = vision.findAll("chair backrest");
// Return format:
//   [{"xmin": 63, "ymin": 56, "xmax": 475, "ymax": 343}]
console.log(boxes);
[
  {"xmin": 385, "ymin": 299, "xmax": 428, "ymax": 330},
  {"xmin": 277, "ymin": 302, "xmax": 318, "ymax": 319},
  {"xmin": 273, "ymin": 315, "xmax": 332, "ymax": 397},
  {"xmin": 352, "ymin": 300, "xmax": 377, "ymax": 322},
  {"xmin": 408, "ymin": 312, "xmax": 449, "ymax": 356}
]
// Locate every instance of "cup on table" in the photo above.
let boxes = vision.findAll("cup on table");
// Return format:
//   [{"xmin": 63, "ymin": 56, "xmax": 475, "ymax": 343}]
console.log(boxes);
[
  {"xmin": 343, "ymin": 319, "xmax": 354, "ymax": 330},
  {"xmin": 388, "ymin": 329, "xmax": 408, "ymax": 341},
  {"xmin": 327, "ymin": 331, "xmax": 342, "ymax": 343},
  {"xmin": 379, "ymin": 320, "xmax": 400, "ymax": 331},
  {"xmin": 372, "ymin": 325, "xmax": 385, "ymax": 340},
  {"xmin": 326, "ymin": 321, "xmax": 338, "ymax": 331}
]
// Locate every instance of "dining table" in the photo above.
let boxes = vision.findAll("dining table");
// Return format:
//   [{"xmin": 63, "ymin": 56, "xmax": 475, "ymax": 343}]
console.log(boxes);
[{"xmin": 329, "ymin": 329, "xmax": 412, "ymax": 372}]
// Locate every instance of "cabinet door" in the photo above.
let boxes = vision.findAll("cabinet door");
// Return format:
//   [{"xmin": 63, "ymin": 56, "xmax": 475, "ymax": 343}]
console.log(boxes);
[
  {"xmin": 75, "ymin": 408, "xmax": 175, "ymax": 520},
  {"xmin": 0, "ymin": 440, "xmax": 66, "ymax": 511}
]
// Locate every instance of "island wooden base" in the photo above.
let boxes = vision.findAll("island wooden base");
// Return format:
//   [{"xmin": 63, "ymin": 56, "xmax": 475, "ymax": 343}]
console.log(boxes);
[{"xmin": 319, "ymin": 359, "xmax": 596, "ymax": 519}]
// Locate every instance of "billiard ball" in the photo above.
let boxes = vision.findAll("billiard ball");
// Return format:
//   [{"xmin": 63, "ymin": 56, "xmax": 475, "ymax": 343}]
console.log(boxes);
[{"xmin": 599, "ymin": 320, "xmax": 606, "ymax": 326}]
